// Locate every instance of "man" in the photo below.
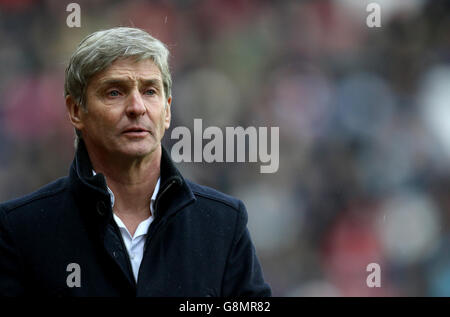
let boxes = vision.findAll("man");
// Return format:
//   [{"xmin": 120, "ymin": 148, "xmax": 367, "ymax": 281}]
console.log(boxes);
[{"xmin": 0, "ymin": 27, "xmax": 271, "ymax": 296}]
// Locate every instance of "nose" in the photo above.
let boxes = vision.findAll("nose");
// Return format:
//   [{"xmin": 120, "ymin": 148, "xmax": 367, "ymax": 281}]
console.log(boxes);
[{"xmin": 125, "ymin": 89, "xmax": 146, "ymax": 118}]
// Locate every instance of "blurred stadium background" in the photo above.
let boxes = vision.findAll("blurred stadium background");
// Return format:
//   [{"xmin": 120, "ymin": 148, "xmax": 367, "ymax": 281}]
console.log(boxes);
[{"xmin": 1, "ymin": 0, "xmax": 450, "ymax": 296}]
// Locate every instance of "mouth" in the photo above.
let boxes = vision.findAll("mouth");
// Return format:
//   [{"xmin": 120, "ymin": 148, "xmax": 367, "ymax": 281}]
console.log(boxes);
[{"xmin": 122, "ymin": 127, "xmax": 151, "ymax": 137}]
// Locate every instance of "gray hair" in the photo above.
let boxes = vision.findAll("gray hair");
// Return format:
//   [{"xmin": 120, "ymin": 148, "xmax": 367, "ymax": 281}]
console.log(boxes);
[{"xmin": 64, "ymin": 27, "xmax": 172, "ymax": 145}]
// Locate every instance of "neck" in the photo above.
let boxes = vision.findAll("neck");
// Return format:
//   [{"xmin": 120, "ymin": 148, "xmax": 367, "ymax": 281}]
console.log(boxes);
[{"xmin": 87, "ymin": 144, "xmax": 162, "ymax": 219}]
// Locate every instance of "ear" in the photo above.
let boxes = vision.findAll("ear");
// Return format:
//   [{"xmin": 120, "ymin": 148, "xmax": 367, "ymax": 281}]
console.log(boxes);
[
  {"xmin": 164, "ymin": 96, "xmax": 172, "ymax": 130},
  {"xmin": 66, "ymin": 95, "xmax": 85, "ymax": 131}
]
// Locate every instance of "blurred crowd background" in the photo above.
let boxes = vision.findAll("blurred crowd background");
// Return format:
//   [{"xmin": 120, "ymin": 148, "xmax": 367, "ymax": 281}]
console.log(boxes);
[{"xmin": 1, "ymin": 0, "xmax": 450, "ymax": 296}]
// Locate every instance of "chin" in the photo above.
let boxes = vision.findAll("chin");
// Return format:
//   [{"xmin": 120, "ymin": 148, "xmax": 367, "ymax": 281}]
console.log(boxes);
[{"xmin": 120, "ymin": 143, "xmax": 158, "ymax": 158}]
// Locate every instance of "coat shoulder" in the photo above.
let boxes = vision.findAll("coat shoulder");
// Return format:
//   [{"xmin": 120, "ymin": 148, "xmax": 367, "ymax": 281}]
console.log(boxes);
[
  {"xmin": 185, "ymin": 179, "xmax": 242, "ymax": 212},
  {"xmin": 0, "ymin": 177, "xmax": 68, "ymax": 216}
]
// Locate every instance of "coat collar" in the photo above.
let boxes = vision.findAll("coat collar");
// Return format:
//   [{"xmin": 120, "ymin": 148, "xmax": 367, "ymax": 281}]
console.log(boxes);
[{"xmin": 68, "ymin": 139, "xmax": 196, "ymax": 226}]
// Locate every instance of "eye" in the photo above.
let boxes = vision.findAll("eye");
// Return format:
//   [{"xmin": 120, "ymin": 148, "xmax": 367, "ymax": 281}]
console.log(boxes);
[
  {"xmin": 144, "ymin": 89, "xmax": 156, "ymax": 96},
  {"xmin": 107, "ymin": 90, "xmax": 121, "ymax": 97}
]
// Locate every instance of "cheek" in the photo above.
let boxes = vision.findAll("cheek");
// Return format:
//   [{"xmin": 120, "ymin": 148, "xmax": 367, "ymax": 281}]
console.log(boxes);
[
  {"xmin": 159, "ymin": 109, "xmax": 169, "ymax": 129},
  {"xmin": 88, "ymin": 110, "xmax": 119, "ymax": 134},
  {"xmin": 164, "ymin": 115, "xmax": 170, "ymax": 129}
]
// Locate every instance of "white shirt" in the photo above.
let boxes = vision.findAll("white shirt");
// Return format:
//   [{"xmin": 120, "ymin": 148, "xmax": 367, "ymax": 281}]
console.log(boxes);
[{"xmin": 93, "ymin": 170, "xmax": 160, "ymax": 282}]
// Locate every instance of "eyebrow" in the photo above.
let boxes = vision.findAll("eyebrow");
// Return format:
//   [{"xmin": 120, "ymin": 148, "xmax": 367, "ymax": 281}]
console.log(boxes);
[{"xmin": 97, "ymin": 78, "xmax": 163, "ymax": 89}]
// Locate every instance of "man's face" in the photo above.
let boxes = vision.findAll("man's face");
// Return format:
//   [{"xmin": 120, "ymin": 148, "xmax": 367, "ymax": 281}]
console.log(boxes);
[{"xmin": 70, "ymin": 57, "xmax": 171, "ymax": 160}]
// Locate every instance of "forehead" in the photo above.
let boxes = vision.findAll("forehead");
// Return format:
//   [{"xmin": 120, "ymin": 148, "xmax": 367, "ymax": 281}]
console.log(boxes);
[{"xmin": 90, "ymin": 57, "xmax": 163, "ymax": 86}]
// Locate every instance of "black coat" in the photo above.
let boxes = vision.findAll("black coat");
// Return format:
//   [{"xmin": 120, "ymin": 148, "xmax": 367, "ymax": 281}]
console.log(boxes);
[{"xmin": 0, "ymin": 141, "xmax": 271, "ymax": 297}]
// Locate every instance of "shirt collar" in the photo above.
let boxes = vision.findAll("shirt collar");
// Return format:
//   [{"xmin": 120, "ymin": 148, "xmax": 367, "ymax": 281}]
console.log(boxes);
[{"xmin": 92, "ymin": 170, "xmax": 160, "ymax": 214}]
